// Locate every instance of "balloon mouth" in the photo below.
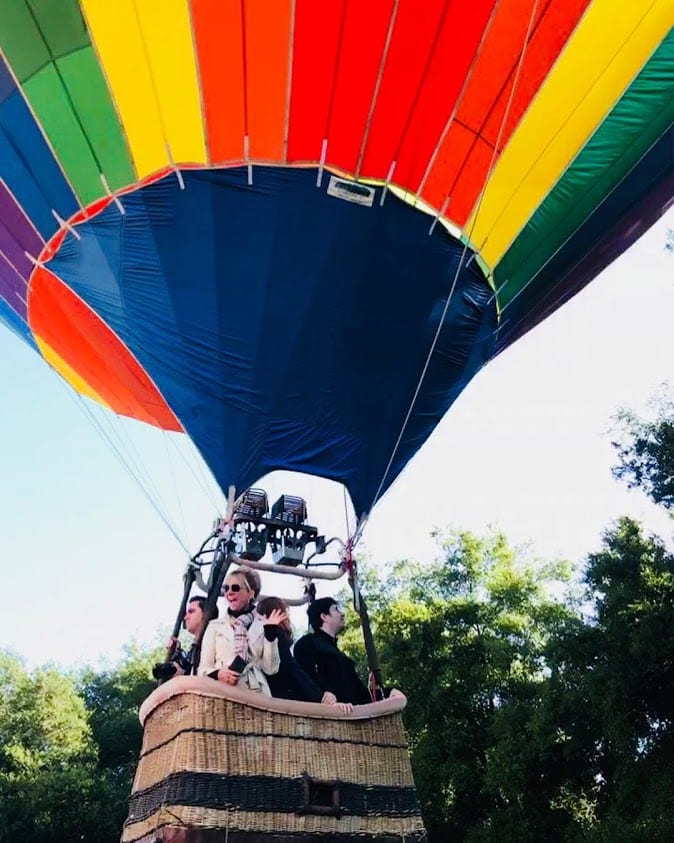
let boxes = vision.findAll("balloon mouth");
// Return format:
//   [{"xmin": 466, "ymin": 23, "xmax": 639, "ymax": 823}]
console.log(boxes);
[{"xmin": 26, "ymin": 164, "xmax": 495, "ymax": 512}]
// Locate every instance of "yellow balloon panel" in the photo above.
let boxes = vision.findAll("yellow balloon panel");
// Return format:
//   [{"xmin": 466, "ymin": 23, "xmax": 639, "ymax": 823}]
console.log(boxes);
[
  {"xmin": 467, "ymin": 0, "xmax": 674, "ymax": 268},
  {"xmin": 36, "ymin": 335, "xmax": 112, "ymax": 409},
  {"xmin": 81, "ymin": 0, "xmax": 207, "ymax": 178}
]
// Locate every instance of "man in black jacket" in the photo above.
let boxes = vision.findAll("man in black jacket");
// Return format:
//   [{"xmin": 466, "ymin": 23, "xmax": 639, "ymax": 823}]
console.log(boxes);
[{"xmin": 293, "ymin": 597, "xmax": 372, "ymax": 709}]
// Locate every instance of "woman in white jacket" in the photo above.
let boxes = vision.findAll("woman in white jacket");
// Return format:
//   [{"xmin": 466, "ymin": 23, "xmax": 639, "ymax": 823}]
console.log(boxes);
[{"xmin": 199, "ymin": 568, "xmax": 284, "ymax": 695}]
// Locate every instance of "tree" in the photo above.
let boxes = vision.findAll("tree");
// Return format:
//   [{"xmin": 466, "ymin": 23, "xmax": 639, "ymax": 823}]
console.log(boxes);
[
  {"xmin": 75, "ymin": 643, "xmax": 164, "ymax": 837},
  {"xmin": 79, "ymin": 643, "xmax": 161, "ymax": 773},
  {"xmin": 546, "ymin": 518, "xmax": 674, "ymax": 842},
  {"xmin": 0, "ymin": 652, "xmax": 121, "ymax": 842},
  {"xmin": 0, "ymin": 643, "xmax": 166, "ymax": 842},
  {"xmin": 0, "ymin": 653, "xmax": 93, "ymax": 772},
  {"xmin": 342, "ymin": 531, "xmax": 579, "ymax": 842},
  {"xmin": 611, "ymin": 391, "xmax": 674, "ymax": 511}
]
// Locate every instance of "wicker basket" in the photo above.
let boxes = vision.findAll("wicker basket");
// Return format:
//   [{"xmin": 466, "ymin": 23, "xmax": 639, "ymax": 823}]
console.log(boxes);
[{"xmin": 121, "ymin": 676, "xmax": 426, "ymax": 843}]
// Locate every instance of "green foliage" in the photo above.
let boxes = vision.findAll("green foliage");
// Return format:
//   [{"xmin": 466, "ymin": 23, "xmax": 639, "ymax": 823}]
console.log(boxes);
[
  {"xmin": 344, "ymin": 531, "xmax": 579, "ymax": 841},
  {"xmin": 0, "ymin": 761, "xmax": 125, "ymax": 843},
  {"xmin": 546, "ymin": 517, "xmax": 674, "ymax": 842},
  {"xmin": 611, "ymin": 393, "xmax": 674, "ymax": 510},
  {"xmin": 0, "ymin": 653, "xmax": 94, "ymax": 773},
  {"xmin": 79, "ymin": 642, "xmax": 161, "ymax": 772},
  {"xmin": 343, "ymin": 519, "xmax": 674, "ymax": 841},
  {"xmin": 0, "ymin": 653, "xmax": 119, "ymax": 842},
  {"xmin": 0, "ymin": 647, "xmax": 160, "ymax": 843}
]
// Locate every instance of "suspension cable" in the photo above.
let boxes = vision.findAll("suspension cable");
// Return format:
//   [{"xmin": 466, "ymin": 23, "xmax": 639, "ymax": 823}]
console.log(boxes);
[
  {"xmin": 53, "ymin": 373, "xmax": 191, "ymax": 553},
  {"xmin": 357, "ymin": 0, "xmax": 543, "ymax": 541}
]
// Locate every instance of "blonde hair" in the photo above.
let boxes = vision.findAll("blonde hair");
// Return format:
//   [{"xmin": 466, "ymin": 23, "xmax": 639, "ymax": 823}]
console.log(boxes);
[
  {"xmin": 240, "ymin": 567, "xmax": 262, "ymax": 597},
  {"xmin": 224, "ymin": 570, "xmax": 252, "ymax": 592}
]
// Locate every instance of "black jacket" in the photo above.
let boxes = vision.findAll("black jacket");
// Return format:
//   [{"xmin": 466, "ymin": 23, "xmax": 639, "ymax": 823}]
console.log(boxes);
[
  {"xmin": 264, "ymin": 630, "xmax": 324, "ymax": 703},
  {"xmin": 293, "ymin": 630, "xmax": 371, "ymax": 705}
]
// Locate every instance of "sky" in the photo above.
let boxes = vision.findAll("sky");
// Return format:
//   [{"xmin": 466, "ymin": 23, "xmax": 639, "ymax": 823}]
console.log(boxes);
[{"xmin": 1, "ymin": 211, "xmax": 673, "ymax": 670}]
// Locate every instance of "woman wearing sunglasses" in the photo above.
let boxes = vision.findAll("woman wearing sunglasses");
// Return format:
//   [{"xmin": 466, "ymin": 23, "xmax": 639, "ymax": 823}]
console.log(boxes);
[{"xmin": 198, "ymin": 568, "xmax": 285, "ymax": 694}]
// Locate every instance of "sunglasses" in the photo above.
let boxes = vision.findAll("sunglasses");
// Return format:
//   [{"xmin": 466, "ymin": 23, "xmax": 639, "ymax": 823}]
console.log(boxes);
[{"xmin": 223, "ymin": 583, "xmax": 245, "ymax": 593}]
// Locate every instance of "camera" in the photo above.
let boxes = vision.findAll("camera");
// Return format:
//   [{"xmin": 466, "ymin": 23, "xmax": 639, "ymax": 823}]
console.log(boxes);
[
  {"xmin": 152, "ymin": 647, "xmax": 191, "ymax": 684},
  {"xmin": 152, "ymin": 661, "xmax": 178, "ymax": 683}
]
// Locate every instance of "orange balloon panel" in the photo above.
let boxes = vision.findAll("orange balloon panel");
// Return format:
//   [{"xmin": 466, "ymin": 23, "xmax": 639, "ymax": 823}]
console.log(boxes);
[{"xmin": 28, "ymin": 266, "xmax": 181, "ymax": 431}]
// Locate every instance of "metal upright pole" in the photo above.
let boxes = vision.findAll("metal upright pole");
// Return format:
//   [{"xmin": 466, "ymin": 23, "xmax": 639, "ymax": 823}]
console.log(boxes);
[
  {"xmin": 349, "ymin": 577, "xmax": 385, "ymax": 700},
  {"xmin": 188, "ymin": 537, "xmax": 232, "ymax": 673}
]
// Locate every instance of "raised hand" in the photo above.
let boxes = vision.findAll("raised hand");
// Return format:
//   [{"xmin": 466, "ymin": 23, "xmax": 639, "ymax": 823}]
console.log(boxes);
[{"xmin": 261, "ymin": 608, "xmax": 288, "ymax": 627}]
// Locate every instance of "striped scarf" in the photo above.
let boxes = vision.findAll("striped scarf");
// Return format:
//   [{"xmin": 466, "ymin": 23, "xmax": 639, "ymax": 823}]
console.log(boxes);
[{"xmin": 229, "ymin": 603, "xmax": 255, "ymax": 661}]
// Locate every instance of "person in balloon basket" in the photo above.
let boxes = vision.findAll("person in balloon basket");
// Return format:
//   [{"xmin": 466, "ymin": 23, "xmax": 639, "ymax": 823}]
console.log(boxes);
[
  {"xmin": 241, "ymin": 566, "xmax": 262, "ymax": 601},
  {"xmin": 293, "ymin": 597, "xmax": 373, "ymax": 710},
  {"xmin": 152, "ymin": 595, "xmax": 215, "ymax": 684},
  {"xmin": 257, "ymin": 596, "xmax": 351, "ymax": 711},
  {"xmin": 198, "ymin": 568, "xmax": 283, "ymax": 694}
]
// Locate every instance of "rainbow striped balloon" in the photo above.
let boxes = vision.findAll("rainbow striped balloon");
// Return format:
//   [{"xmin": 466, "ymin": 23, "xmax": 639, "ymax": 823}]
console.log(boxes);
[{"xmin": 1, "ymin": 0, "xmax": 672, "ymax": 513}]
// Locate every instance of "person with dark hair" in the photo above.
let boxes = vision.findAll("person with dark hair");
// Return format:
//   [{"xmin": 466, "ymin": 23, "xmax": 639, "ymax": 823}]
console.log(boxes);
[
  {"xmin": 257, "ymin": 596, "xmax": 347, "ymax": 706},
  {"xmin": 185, "ymin": 594, "xmax": 218, "ymax": 634},
  {"xmin": 293, "ymin": 596, "xmax": 372, "ymax": 709},
  {"xmin": 153, "ymin": 595, "xmax": 217, "ymax": 683}
]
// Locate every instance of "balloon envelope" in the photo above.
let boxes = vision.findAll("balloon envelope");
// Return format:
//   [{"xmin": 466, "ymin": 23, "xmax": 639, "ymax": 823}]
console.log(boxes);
[{"xmin": 0, "ymin": 0, "xmax": 672, "ymax": 514}]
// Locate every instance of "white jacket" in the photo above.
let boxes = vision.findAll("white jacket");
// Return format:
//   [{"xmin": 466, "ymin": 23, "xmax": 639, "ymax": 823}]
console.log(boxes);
[{"xmin": 198, "ymin": 614, "xmax": 280, "ymax": 695}]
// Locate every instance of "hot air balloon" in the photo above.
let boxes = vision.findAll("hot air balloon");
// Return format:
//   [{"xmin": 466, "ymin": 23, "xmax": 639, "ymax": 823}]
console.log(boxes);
[{"xmin": 1, "ymin": 1, "xmax": 673, "ymax": 842}]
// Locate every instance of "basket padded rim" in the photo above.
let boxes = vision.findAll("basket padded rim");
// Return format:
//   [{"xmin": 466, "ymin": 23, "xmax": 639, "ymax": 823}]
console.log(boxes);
[{"xmin": 140, "ymin": 676, "xmax": 407, "ymax": 725}]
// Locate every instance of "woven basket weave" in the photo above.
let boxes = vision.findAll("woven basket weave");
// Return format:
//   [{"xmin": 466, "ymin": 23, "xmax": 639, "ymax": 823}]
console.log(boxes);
[{"xmin": 121, "ymin": 677, "xmax": 426, "ymax": 843}]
